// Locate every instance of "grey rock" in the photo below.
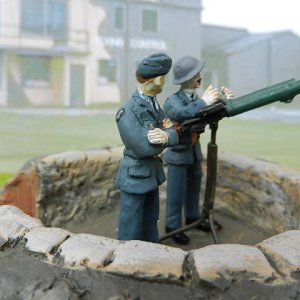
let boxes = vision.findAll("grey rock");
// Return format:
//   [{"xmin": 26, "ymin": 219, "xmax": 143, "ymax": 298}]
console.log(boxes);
[
  {"xmin": 24, "ymin": 227, "xmax": 71, "ymax": 256},
  {"xmin": 58, "ymin": 233, "xmax": 120, "ymax": 269},
  {"xmin": 0, "ymin": 205, "xmax": 43, "ymax": 242},
  {"xmin": 257, "ymin": 230, "xmax": 300, "ymax": 279},
  {"xmin": 191, "ymin": 244, "xmax": 275, "ymax": 285},
  {"xmin": 105, "ymin": 240, "xmax": 187, "ymax": 280}
]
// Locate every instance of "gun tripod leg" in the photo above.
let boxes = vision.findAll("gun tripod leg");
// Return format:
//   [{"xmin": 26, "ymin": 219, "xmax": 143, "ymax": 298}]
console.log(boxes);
[
  {"xmin": 202, "ymin": 122, "xmax": 223, "ymax": 244},
  {"xmin": 208, "ymin": 210, "xmax": 221, "ymax": 244}
]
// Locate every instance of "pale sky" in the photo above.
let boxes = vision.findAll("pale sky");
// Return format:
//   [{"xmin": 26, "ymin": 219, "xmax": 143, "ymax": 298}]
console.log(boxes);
[{"xmin": 202, "ymin": 0, "xmax": 300, "ymax": 36}]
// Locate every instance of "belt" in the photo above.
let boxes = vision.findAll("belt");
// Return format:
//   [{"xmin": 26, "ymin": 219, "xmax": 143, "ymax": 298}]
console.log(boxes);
[{"xmin": 126, "ymin": 154, "xmax": 160, "ymax": 160}]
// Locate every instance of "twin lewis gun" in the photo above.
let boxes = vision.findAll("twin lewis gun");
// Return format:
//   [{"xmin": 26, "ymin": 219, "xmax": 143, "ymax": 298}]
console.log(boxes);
[{"xmin": 181, "ymin": 78, "xmax": 300, "ymax": 133}]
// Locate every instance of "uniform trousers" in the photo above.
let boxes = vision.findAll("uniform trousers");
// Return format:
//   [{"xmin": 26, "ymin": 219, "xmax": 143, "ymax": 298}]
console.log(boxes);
[
  {"xmin": 117, "ymin": 189, "xmax": 159, "ymax": 243},
  {"xmin": 165, "ymin": 162, "xmax": 202, "ymax": 230}
]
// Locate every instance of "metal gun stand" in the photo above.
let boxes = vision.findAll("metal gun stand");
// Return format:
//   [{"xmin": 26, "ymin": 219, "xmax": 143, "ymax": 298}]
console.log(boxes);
[{"xmin": 159, "ymin": 122, "xmax": 221, "ymax": 244}]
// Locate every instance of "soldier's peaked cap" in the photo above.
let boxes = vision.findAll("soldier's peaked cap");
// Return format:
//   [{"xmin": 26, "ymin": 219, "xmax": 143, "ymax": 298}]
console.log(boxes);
[{"xmin": 136, "ymin": 53, "xmax": 172, "ymax": 79}]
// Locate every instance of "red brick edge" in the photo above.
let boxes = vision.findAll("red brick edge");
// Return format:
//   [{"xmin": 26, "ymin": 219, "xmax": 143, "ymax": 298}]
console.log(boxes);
[{"xmin": 0, "ymin": 167, "xmax": 37, "ymax": 217}]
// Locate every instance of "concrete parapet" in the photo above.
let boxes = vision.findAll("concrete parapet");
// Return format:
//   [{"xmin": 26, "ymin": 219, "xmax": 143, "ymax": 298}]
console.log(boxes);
[{"xmin": 0, "ymin": 204, "xmax": 300, "ymax": 298}]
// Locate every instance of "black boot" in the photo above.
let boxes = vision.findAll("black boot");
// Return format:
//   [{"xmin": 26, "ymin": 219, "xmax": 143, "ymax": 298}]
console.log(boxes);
[
  {"xmin": 165, "ymin": 227, "xmax": 190, "ymax": 245},
  {"xmin": 185, "ymin": 218, "xmax": 220, "ymax": 232}
]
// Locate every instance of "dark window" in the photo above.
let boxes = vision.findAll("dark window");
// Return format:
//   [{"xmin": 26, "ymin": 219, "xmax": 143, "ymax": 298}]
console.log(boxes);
[
  {"xmin": 115, "ymin": 6, "xmax": 124, "ymax": 30},
  {"xmin": 21, "ymin": 56, "xmax": 50, "ymax": 87},
  {"xmin": 142, "ymin": 9, "xmax": 157, "ymax": 32},
  {"xmin": 98, "ymin": 60, "xmax": 117, "ymax": 83},
  {"xmin": 21, "ymin": 0, "xmax": 66, "ymax": 38}
]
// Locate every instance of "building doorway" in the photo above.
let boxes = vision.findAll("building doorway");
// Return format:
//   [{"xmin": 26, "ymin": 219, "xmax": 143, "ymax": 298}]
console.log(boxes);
[{"xmin": 69, "ymin": 65, "xmax": 85, "ymax": 107}]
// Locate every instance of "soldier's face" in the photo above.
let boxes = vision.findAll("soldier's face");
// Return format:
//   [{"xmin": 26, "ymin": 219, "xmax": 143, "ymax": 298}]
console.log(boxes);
[
  {"xmin": 150, "ymin": 75, "xmax": 165, "ymax": 94},
  {"xmin": 142, "ymin": 75, "xmax": 166, "ymax": 95},
  {"xmin": 193, "ymin": 73, "xmax": 202, "ymax": 89},
  {"xmin": 153, "ymin": 75, "xmax": 165, "ymax": 89},
  {"xmin": 181, "ymin": 72, "xmax": 202, "ymax": 89}
]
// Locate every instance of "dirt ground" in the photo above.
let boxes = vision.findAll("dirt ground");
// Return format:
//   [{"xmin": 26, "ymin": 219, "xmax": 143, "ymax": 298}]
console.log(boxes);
[{"xmin": 65, "ymin": 199, "xmax": 272, "ymax": 250}]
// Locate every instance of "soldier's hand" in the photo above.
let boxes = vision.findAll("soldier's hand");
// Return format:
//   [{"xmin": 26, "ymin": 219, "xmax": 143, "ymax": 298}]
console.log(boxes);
[
  {"xmin": 221, "ymin": 86, "xmax": 235, "ymax": 99},
  {"xmin": 162, "ymin": 118, "xmax": 173, "ymax": 129},
  {"xmin": 202, "ymin": 84, "xmax": 222, "ymax": 105},
  {"xmin": 147, "ymin": 128, "xmax": 168, "ymax": 144}
]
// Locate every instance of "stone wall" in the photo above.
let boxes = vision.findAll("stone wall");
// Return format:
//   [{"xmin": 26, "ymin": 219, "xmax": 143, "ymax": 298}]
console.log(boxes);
[
  {"xmin": 0, "ymin": 147, "xmax": 123, "ymax": 227},
  {"xmin": 216, "ymin": 155, "xmax": 300, "ymax": 234},
  {"xmin": 1, "ymin": 148, "xmax": 300, "ymax": 298},
  {"xmin": 1, "ymin": 147, "xmax": 299, "ymax": 234},
  {"xmin": 35, "ymin": 148, "xmax": 122, "ymax": 227}
]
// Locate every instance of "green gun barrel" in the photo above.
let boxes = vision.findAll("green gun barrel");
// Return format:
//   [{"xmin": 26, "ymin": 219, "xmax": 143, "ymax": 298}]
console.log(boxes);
[{"xmin": 224, "ymin": 79, "xmax": 300, "ymax": 117}]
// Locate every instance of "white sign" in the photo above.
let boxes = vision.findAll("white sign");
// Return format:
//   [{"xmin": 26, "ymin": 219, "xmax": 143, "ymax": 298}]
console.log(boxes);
[
  {"xmin": 101, "ymin": 36, "xmax": 124, "ymax": 48},
  {"xmin": 130, "ymin": 38, "xmax": 167, "ymax": 50},
  {"xmin": 99, "ymin": 36, "xmax": 168, "ymax": 51}
]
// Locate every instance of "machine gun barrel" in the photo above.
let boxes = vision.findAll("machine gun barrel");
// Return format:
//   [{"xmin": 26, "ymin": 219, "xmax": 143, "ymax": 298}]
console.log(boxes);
[
  {"xmin": 180, "ymin": 79, "xmax": 300, "ymax": 133},
  {"xmin": 225, "ymin": 79, "xmax": 300, "ymax": 116}
]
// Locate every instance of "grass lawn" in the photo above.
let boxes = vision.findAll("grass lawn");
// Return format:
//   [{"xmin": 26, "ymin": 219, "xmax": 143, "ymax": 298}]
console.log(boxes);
[
  {"xmin": 0, "ymin": 110, "xmax": 299, "ymax": 186},
  {"xmin": 0, "ymin": 173, "xmax": 15, "ymax": 186},
  {"xmin": 0, "ymin": 111, "xmax": 121, "ymax": 175},
  {"xmin": 201, "ymin": 117, "xmax": 300, "ymax": 170}
]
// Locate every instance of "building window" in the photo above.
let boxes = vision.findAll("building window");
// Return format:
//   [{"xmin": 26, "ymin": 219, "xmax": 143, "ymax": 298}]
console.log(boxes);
[
  {"xmin": 21, "ymin": 0, "xmax": 66, "ymax": 38},
  {"xmin": 21, "ymin": 56, "xmax": 50, "ymax": 88},
  {"xmin": 142, "ymin": 9, "xmax": 157, "ymax": 33},
  {"xmin": 114, "ymin": 6, "xmax": 124, "ymax": 30},
  {"xmin": 98, "ymin": 59, "xmax": 117, "ymax": 84}
]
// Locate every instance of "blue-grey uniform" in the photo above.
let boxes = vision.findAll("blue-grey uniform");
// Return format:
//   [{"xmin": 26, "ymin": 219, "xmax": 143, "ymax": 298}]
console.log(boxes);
[
  {"xmin": 163, "ymin": 90, "xmax": 207, "ymax": 231},
  {"xmin": 115, "ymin": 52, "xmax": 178, "ymax": 243}
]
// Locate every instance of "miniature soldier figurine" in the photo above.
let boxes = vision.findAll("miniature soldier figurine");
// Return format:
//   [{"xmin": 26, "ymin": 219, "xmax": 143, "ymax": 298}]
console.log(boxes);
[
  {"xmin": 163, "ymin": 56, "xmax": 233, "ymax": 245},
  {"xmin": 115, "ymin": 53, "xmax": 179, "ymax": 243}
]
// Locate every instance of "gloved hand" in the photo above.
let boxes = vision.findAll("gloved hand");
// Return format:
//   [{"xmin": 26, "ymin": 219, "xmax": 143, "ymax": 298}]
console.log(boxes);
[
  {"xmin": 162, "ymin": 118, "xmax": 173, "ymax": 129},
  {"xmin": 221, "ymin": 86, "xmax": 235, "ymax": 99},
  {"xmin": 147, "ymin": 128, "xmax": 168, "ymax": 144},
  {"xmin": 202, "ymin": 84, "xmax": 222, "ymax": 105}
]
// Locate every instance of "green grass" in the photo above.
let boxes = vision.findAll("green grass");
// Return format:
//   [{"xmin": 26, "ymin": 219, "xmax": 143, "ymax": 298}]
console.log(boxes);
[
  {"xmin": 0, "ymin": 111, "xmax": 122, "ymax": 174},
  {"xmin": 0, "ymin": 110, "xmax": 299, "ymax": 187},
  {"xmin": 0, "ymin": 173, "xmax": 15, "ymax": 187},
  {"xmin": 200, "ymin": 118, "xmax": 300, "ymax": 170}
]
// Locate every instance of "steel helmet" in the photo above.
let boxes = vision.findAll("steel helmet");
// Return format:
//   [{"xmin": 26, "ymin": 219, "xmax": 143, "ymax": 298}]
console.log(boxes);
[{"xmin": 173, "ymin": 56, "xmax": 205, "ymax": 85}]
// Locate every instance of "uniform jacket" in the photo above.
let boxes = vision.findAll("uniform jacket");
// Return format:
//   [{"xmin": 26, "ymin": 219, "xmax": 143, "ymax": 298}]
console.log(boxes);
[
  {"xmin": 163, "ymin": 90, "xmax": 207, "ymax": 165},
  {"xmin": 115, "ymin": 90, "xmax": 179, "ymax": 194}
]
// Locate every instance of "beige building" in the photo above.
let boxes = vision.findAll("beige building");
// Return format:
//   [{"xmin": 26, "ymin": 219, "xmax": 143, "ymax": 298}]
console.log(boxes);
[
  {"xmin": 0, "ymin": 0, "xmax": 103, "ymax": 107},
  {"xmin": 0, "ymin": 0, "xmax": 203, "ymax": 107}
]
